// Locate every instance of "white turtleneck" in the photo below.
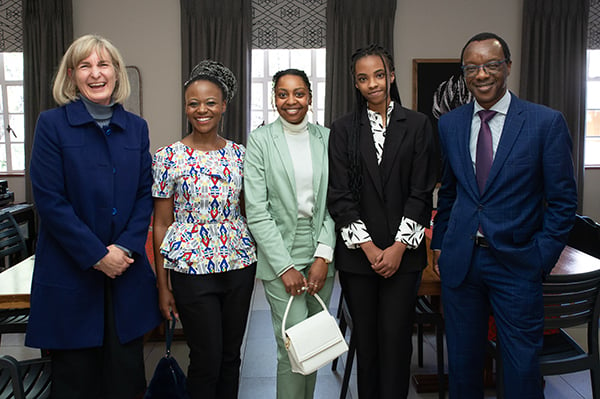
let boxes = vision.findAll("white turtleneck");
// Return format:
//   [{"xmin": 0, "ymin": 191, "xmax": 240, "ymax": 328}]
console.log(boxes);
[
  {"xmin": 281, "ymin": 115, "xmax": 314, "ymax": 218},
  {"xmin": 279, "ymin": 115, "xmax": 333, "ymax": 266}
]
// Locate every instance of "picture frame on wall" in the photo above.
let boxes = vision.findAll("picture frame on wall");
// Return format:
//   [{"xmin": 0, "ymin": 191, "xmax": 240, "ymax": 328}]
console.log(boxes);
[
  {"xmin": 124, "ymin": 66, "xmax": 143, "ymax": 116},
  {"xmin": 412, "ymin": 58, "xmax": 465, "ymax": 183},
  {"xmin": 412, "ymin": 58, "xmax": 462, "ymax": 121}
]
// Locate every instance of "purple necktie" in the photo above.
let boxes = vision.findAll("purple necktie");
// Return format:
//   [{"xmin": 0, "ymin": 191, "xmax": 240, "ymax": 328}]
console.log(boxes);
[{"xmin": 476, "ymin": 110, "xmax": 497, "ymax": 194}]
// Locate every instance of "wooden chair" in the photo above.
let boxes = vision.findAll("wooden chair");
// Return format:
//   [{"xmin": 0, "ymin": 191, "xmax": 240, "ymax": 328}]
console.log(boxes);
[
  {"xmin": 491, "ymin": 268, "xmax": 600, "ymax": 398},
  {"xmin": 0, "ymin": 212, "xmax": 30, "ymax": 343},
  {"xmin": 0, "ymin": 355, "xmax": 51, "ymax": 399},
  {"xmin": 331, "ymin": 294, "xmax": 356, "ymax": 399},
  {"xmin": 568, "ymin": 214, "xmax": 600, "ymax": 259},
  {"xmin": 414, "ymin": 295, "xmax": 446, "ymax": 399}
]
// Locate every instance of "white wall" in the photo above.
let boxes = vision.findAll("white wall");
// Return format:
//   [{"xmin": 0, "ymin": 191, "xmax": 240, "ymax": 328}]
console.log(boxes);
[
  {"xmin": 583, "ymin": 169, "xmax": 600, "ymax": 219},
  {"xmin": 73, "ymin": 0, "xmax": 181, "ymax": 153},
  {"xmin": 394, "ymin": 0, "xmax": 522, "ymax": 104}
]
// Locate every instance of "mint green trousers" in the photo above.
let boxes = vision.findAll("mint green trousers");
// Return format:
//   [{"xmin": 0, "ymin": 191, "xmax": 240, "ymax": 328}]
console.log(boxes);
[{"xmin": 262, "ymin": 218, "xmax": 334, "ymax": 399}]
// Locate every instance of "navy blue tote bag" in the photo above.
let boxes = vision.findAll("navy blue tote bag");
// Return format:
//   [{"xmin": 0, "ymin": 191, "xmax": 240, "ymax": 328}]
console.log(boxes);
[{"xmin": 144, "ymin": 313, "xmax": 189, "ymax": 399}]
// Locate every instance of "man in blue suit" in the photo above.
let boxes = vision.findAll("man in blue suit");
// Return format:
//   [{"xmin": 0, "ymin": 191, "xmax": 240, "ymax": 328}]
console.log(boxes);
[{"xmin": 431, "ymin": 32, "xmax": 578, "ymax": 398}]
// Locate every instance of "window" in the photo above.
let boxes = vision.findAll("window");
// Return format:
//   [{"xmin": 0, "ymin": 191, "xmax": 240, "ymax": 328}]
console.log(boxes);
[
  {"xmin": 0, "ymin": 52, "xmax": 24, "ymax": 173},
  {"xmin": 250, "ymin": 48, "xmax": 326, "ymax": 131},
  {"xmin": 586, "ymin": 49, "xmax": 600, "ymax": 166}
]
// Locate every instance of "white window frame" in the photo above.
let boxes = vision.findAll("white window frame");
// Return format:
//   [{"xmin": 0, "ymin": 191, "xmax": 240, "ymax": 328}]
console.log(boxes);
[
  {"xmin": 250, "ymin": 48, "xmax": 326, "ymax": 132},
  {"xmin": 586, "ymin": 49, "xmax": 600, "ymax": 167},
  {"xmin": 0, "ymin": 52, "xmax": 24, "ymax": 174}
]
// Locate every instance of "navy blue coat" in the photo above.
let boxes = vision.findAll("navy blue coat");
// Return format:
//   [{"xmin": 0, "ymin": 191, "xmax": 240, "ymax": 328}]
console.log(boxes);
[{"xmin": 26, "ymin": 99, "xmax": 162, "ymax": 349}]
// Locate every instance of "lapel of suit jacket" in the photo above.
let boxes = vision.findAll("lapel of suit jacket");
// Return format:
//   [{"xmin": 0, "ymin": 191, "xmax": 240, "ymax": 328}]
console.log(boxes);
[
  {"xmin": 359, "ymin": 110, "xmax": 385, "ymax": 200},
  {"xmin": 308, "ymin": 123, "xmax": 325, "ymax": 201},
  {"xmin": 453, "ymin": 103, "xmax": 480, "ymax": 198},
  {"xmin": 484, "ymin": 94, "xmax": 525, "ymax": 195},
  {"xmin": 380, "ymin": 104, "xmax": 407, "ymax": 187},
  {"xmin": 270, "ymin": 119, "xmax": 297, "ymax": 197}
]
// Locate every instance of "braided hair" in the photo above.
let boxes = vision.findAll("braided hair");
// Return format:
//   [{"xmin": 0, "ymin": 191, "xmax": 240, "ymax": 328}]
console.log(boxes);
[
  {"xmin": 348, "ymin": 44, "xmax": 401, "ymax": 201},
  {"xmin": 184, "ymin": 60, "xmax": 237, "ymax": 103}
]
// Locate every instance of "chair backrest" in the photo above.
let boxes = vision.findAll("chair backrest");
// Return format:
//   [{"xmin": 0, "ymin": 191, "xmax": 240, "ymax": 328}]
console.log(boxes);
[
  {"xmin": 0, "ymin": 355, "xmax": 51, "ymax": 399},
  {"xmin": 542, "ymin": 269, "xmax": 600, "ymax": 332},
  {"xmin": 0, "ymin": 212, "xmax": 27, "ymax": 270},
  {"xmin": 567, "ymin": 214, "xmax": 600, "ymax": 259}
]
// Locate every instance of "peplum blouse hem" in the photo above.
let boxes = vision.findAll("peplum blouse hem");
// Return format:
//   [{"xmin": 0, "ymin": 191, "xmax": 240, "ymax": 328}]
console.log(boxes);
[{"xmin": 160, "ymin": 218, "xmax": 255, "ymax": 274}]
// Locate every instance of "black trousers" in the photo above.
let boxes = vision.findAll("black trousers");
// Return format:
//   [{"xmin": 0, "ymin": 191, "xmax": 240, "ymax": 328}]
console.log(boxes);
[
  {"xmin": 170, "ymin": 264, "xmax": 256, "ymax": 399},
  {"xmin": 50, "ymin": 279, "xmax": 146, "ymax": 399},
  {"xmin": 339, "ymin": 269, "xmax": 421, "ymax": 399}
]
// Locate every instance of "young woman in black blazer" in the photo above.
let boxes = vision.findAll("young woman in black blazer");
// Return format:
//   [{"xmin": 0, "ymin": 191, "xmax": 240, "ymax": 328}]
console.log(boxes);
[{"xmin": 327, "ymin": 44, "xmax": 437, "ymax": 398}]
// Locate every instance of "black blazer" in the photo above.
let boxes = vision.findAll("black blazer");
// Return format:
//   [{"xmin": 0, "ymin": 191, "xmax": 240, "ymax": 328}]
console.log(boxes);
[{"xmin": 327, "ymin": 104, "xmax": 437, "ymax": 275}]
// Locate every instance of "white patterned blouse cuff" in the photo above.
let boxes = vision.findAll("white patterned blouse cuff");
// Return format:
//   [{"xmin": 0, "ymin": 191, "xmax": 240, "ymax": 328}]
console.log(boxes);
[
  {"xmin": 395, "ymin": 217, "xmax": 425, "ymax": 249},
  {"xmin": 314, "ymin": 243, "xmax": 334, "ymax": 263},
  {"xmin": 341, "ymin": 220, "xmax": 372, "ymax": 249}
]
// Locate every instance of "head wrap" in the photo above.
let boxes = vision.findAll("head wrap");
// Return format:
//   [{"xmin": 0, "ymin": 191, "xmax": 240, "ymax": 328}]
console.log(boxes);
[{"xmin": 184, "ymin": 60, "xmax": 237, "ymax": 103}]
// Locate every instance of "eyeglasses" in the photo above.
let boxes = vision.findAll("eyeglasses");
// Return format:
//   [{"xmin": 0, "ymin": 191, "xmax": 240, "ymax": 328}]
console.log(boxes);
[{"xmin": 461, "ymin": 59, "xmax": 508, "ymax": 77}]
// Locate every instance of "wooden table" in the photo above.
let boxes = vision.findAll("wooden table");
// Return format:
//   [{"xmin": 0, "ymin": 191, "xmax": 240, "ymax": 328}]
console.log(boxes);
[
  {"xmin": 552, "ymin": 245, "xmax": 600, "ymax": 275},
  {"xmin": 418, "ymin": 245, "xmax": 600, "ymax": 298},
  {"xmin": 0, "ymin": 255, "xmax": 34, "ymax": 310},
  {"xmin": 413, "ymin": 245, "xmax": 600, "ymax": 394}
]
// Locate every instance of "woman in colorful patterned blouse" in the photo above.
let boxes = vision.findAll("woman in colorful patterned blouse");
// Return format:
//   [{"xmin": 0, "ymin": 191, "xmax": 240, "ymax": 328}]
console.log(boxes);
[
  {"xmin": 244, "ymin": 69, "xmax": 336, "ymax": 399},
  {"xmin": 152, "ymin": 60, "xmax": 257, "ymax": 399}
]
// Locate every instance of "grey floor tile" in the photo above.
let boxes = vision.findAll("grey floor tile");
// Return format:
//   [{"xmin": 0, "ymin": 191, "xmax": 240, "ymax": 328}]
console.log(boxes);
[
  {"xmin": 241, "ymin": 337, "xmax": 277, "ymax": 378},
  {"xmin": 550, "ymin": 371, "xmax": 592, "ymax": 398},
  {"xmin": 246, "ymin": 309, "xmax": 275, "ymax": 340},
  {"xmin": 0, "ymin": 333, "xmax": 26, "ymax": 347},
  {"xmin": 0, "ymin": 333, "xmax": 44, "ymax": 360},
  {"xmin": 544, "ymin": 374, "xmax": 587, "ymax": 399},
  {"xmin": 239, "ymin": 376, "xmax": 276, "ymax": 399},
  {"xmin": 314, "ymin": 374, "xmax": 347, "ymax": 398}
]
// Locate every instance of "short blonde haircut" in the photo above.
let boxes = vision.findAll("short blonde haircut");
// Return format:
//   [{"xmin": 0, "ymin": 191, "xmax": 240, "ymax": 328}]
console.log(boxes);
[{"xmin": 52, "ymin": 34, "xmax": 130, "ymax": 106}]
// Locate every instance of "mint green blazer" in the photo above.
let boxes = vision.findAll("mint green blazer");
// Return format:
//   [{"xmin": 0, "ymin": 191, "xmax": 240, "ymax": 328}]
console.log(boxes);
[{"xmin": 244, "ymin": 118, "xmax": 336, "ymax": 281}]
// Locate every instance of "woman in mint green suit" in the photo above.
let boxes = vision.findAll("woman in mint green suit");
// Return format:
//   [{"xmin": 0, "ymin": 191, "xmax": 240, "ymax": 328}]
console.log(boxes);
[{"xmin": 244, "ymin": 69, "xmax": 335, "ymax": 399}]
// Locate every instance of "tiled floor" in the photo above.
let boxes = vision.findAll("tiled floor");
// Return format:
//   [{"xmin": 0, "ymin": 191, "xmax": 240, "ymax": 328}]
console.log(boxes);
[{"xmin": 1, "ymin": 278, "xmax": 594, "ymax": 398}]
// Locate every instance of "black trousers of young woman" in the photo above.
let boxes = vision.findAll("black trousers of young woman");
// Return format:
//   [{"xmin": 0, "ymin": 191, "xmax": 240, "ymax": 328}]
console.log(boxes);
[
  {"xmin": 339, "ymin": 269, "xmax": 421, "ymax": 399},
  {"xmin": 50, "ymin": 278, "xmax": 146, "ymax": 399},
  {"xmin": 170, "ymin": 264, "xmax": 256, "ymax": 399}
]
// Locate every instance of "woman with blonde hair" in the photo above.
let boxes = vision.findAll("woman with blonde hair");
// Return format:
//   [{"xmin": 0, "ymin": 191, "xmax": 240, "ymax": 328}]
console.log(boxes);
[{"xmin": 28, "ymin": 34, "xmax": 161, "ymax": 399}]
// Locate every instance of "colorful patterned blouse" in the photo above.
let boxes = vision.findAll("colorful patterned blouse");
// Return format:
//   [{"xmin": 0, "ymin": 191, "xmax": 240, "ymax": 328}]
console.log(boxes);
[{"xmin": 152, "ymin": 140, "xmax": 256, "ymax": 274}]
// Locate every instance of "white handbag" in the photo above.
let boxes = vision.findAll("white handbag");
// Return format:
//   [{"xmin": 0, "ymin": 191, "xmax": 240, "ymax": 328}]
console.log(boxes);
[{"xmin": 281, "ymin": 292, "xmax": 349, "ymax": 375}]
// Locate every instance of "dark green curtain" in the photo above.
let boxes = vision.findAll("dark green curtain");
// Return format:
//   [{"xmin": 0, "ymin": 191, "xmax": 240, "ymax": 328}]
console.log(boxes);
[
  {"xmin": 520, "ymin": 0, "xmax": 589, "ymax": 212},
  {"xmin": 23, "ymin": 0, "xmax": 73, "ymax": 203},
  {"xmin": 325, "ymin": 0, "xmax": 397, "ymax": 126},
  {"xmin": 180, "ymin": 0, "xmax": 252, "ymax": 145}
]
